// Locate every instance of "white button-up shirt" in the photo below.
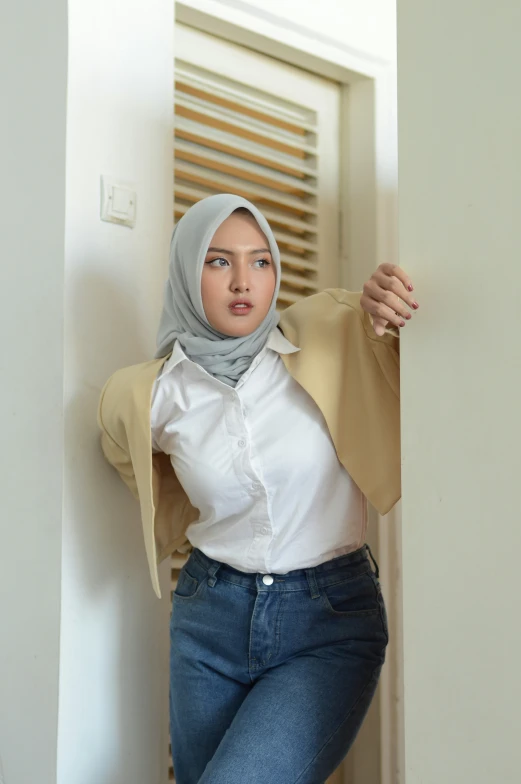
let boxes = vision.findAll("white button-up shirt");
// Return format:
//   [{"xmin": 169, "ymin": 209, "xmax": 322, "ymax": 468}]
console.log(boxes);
[{"xmin": 150, "ymin": 329, "xmax": 367, "ymax": 574}]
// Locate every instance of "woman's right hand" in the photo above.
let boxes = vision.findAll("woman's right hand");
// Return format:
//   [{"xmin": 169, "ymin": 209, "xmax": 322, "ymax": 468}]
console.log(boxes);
[{"xmin": 360, "ymin": 263, "xmax": 419, "ymax": 336}]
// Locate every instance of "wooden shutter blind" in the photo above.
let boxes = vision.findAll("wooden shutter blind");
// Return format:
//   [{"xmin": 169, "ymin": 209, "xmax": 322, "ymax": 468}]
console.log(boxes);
[
  {"xmin": 174, "ymin": 60, "xmax": 321, "ymax": 311},
  {"xmin": 169, "ymin": 60, "xmax": 321, "ymax": 783}
]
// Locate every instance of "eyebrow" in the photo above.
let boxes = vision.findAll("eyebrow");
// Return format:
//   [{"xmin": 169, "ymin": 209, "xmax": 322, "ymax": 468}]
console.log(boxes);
[{"xmin": 207, "ymin": 246, "xmax": 272, "ymax": 255}]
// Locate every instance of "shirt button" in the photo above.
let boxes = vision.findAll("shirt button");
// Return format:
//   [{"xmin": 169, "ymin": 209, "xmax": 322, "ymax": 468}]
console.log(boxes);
[
  {"xmin": 252, "ymin": 482, "xmax": 261, "ymax": 491},
  {"xmin": 238, "ymin": 439, "xmax": 246, "ymax": 448},
  {"xmin": 262, "ymin": 527, "xmax": 270, "ymax": 535},
  {"xmin": 262, "ymin": 575, "xmax": 274, "ymax": 585}
]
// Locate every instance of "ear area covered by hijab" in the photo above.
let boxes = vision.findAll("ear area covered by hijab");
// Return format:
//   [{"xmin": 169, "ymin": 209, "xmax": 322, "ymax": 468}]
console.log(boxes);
[{"xmin": 155, "ymin": 194, "xmax": 281, "ymax": 387}]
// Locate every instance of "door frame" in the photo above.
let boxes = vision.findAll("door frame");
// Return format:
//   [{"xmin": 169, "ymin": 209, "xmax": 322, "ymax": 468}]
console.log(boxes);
[{"xmin": 174, "ymin": 3, "xmax": 403, "ymax": 782}]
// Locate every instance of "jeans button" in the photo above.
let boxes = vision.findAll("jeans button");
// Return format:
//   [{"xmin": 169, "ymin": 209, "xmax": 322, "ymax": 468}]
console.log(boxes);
[{"xmin": 262, "ymin": 574, "xmax": 274, "ymax": 585}]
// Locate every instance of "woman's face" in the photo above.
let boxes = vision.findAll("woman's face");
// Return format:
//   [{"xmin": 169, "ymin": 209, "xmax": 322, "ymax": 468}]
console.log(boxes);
[{"xmin": 201, "ymin": 211, "xmax": 277, "ymax": 337}]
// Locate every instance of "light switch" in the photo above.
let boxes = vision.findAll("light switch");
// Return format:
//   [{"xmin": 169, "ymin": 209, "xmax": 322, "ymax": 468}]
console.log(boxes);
[
  {"xmin": 112, "ymin": 186, "xmax": 131, "ymax": 216},
  {"xmin": 100, "ymin": 176, "xmax": 136, "ymax": 228}
]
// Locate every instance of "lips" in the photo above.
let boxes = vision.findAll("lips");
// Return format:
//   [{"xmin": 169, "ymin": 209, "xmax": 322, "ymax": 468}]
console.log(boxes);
[{"xmin": 229, "ymin": 299, "xmax": 253, "ymax": 315}]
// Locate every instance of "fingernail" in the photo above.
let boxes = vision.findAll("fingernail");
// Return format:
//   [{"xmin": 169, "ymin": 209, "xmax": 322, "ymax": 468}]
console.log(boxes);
[
  {"xmin": 412, "ymin": 302, "xmax": 419, "ymax": 309},
  {"xmin": 405, "ymin": 313, "xmax": 412, "ymax": 320},
  {"xmin": 400, "ymin": 320, "xmax": 406, "ymax": 327},
  {"xmin": 407, "ymin": 284, "xmax": 414, "ymax": 292}
]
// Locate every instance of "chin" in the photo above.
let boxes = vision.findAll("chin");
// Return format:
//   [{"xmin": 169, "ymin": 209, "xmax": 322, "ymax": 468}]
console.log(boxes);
[
  {"xmin": 224, "ymin": 323, "xmax": 258, "ymax": 337},
  {"xmin": 216, "ymin": 316, "xmax": 261, "ymax": 338}
]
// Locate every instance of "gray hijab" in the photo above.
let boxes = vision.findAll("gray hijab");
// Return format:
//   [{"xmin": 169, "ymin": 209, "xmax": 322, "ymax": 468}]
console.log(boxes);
[{"xmin": 155, "ymin": 194, "xmax": 281, "ymax": 386}]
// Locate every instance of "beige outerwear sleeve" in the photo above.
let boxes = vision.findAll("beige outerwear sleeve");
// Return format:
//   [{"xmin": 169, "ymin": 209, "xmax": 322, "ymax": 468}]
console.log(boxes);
[
  {"xmin": 278, "ymin": 289, "xmax": 400, "ymax": 517},
  {"xmin": 97, "ymin": 290, "xmax": 400, "ymax": 597}
]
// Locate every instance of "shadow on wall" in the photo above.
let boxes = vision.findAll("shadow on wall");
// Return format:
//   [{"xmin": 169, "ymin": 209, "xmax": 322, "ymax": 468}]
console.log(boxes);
[
  {"xmin": 60, "ymin": 269, "xmax": 167, "ymax": 784},
  {"xmin": 65, "ymin": 268, "xmax": 149, "ymax": 595}
]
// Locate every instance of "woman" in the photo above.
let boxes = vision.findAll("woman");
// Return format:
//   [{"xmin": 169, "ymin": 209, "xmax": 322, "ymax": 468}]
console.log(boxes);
[{"xmin": 97, "ymin": 193, "xmax": 417, "ymax": 784}]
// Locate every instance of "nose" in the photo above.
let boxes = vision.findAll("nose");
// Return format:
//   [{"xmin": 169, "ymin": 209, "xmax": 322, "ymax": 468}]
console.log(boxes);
[{"xmin": 230, "ymin": 263, "xmax": 250, "ymax": 293}]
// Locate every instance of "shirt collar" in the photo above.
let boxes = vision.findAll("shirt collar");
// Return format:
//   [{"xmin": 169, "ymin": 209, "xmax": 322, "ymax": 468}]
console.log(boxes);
[
  {"xmin": 157, "ymin": 327, "xmax": 300, "ymax": 381},
  {"xmin": 266, "ymin": 327, "xmax": 300, "ymax": 355},
  {"xmin": 157, "ymin": 339, "xmax": 188, "ymax": 380}
]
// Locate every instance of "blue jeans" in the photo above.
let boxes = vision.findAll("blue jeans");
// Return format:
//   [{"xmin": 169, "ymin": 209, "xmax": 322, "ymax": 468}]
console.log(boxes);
[{"xmin": 169, "ymin": 544, "xmax": 388, "ymax": 784}]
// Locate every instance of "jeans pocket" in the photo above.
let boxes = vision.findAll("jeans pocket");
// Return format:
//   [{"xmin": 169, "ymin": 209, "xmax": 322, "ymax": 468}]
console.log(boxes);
[
  {"xmin": 173, "ymin": 564, "xmax": 206, "ymax": 600},
  {"xmin": 321, "ymin": 570, "xmax": 381, "ymax": 617}
]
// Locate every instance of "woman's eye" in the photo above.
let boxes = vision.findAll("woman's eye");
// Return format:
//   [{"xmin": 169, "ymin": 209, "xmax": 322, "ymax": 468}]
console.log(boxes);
[
  {"xmin": 254, "ymin": 259, "xmax": 271, "ymax": 268},
  {"xmin": 206, "ymin": 257, "xmax": 229, "ymax": 267}
]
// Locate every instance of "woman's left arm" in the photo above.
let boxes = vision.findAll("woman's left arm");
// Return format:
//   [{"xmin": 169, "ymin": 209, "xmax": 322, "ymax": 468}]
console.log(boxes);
[{"xmin": 360, "ymin": 263, "xmax": 419, "ymax": 337}]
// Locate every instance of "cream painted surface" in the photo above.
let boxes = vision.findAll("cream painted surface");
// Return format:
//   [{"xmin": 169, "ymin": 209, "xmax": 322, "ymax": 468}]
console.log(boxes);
[
  {"xmin": 177, "ymin": 0, "xmax": 396, "ymax": 81},
  {"xmin": 222, "ymin": 0, "xmax": 397, "ymax": 61},
  {"xmin": 398, "ymin": 1, "xmax": 521, "ymax": 781},
  {"xmin": 57, "ymin": 1, "xmax": 174, "ymax": 781},
  {"xmin": 0, "ymin": 1, "xmax": 67, "ymax": 782}
]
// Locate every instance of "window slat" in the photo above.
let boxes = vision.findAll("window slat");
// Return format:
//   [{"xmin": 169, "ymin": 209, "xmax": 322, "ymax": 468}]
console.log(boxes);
[
  {"xmin": 174, "ymin": 127, "xmax": 318, "ymax": 178},
  {"xmin": 175, "ymin": 95, "xmax": 318, "ymax": 156},
  {"xmin": 176, "ymin": 67, "xmax": 317, "ymax": 132},
  {"xmin": 174, "ymin": 184, "xmax": 317, "ymax": 235},
  {"xmin": 174, "ymin": 160, "xmax": 318, "ymax": 215},
  {"xmin": 175, "ymin": 140, "xmax": 317, "ymax": 195}
]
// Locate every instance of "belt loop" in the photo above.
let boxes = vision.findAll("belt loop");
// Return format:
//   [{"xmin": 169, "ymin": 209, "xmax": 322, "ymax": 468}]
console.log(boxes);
[
  {"xmin": 365, "ymin": 544, "xmax": 380, "ymax": 579},
  {"xmin": 207, "ymin": 563, "xmax": 221, "ymax": 588},
  {"xmin": 305, "ymin": 568, "xmax": 320, "ymax": 599}
]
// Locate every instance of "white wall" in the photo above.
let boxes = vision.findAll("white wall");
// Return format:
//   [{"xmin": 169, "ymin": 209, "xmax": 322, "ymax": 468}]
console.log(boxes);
[
  {"xmin": 57, "ymin": 1, "xmax": 174, "ymax": 782},
  {"xmin": 398, "ymin": 1, "xmax": 521, "ymax": 781},
  {"xmin": 1, "ymin": 1, "xmax": 397, "ymax": 781},
  {"xmin": 225, "ymin": 0, "xmax": 396, "ymax": 61},
  {"xmin": 0, "ymin": 1, "xmax": 67, "ymax": 782}
]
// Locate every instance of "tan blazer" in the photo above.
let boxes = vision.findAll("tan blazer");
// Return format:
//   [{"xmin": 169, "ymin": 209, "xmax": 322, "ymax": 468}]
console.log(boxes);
[{"xmin": 97, "ymin": 289, "xmax": 400, "ymax": 597}]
